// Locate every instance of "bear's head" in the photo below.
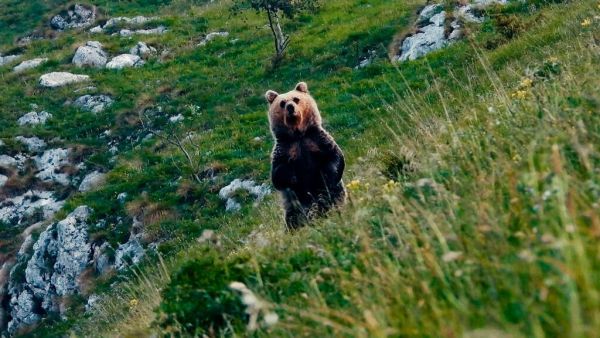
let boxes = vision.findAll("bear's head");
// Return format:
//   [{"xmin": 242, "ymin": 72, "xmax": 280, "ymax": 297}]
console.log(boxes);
[{"xmin": 265, "ymin": 82, "xmax": 322, "ymax": 138}]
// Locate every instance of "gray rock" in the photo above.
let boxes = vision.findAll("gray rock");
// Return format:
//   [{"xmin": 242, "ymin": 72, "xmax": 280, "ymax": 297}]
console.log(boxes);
[
  {"xmin": 396, "ymin": 2, "xmax": 506, "ymax": 62},
  {"xmin": 85, "ymin": 294, "xmax": 102, "ymax": 313},
  {"xmin": 0, "ymin": 174, "xmax": 7, "ymax": 187},
  {"xmin": 103, "ymin": 16, "xmax": 158, "ymax": 28},
  {"xmin": 129, "ymin": 41, "xmax": 157, "ymax": 56},
  {"xmin": 50, "ymin": 206, "xmax": 92, "ymax": 296},
  {"xmin": 40, "ymin": 72, "xmax": 90, "ymax": 88},
  {"xmin": 13, "ymin": 58, "xmax": 48, "ymax": 73},
  {"xmin": 50, "ymin": 4, "xmax": 96, "ymax": 31},
  {"xmin": 198, "ymin": 31, "xmax": 229, "ymax": 47},
  {"xmin": 93, "ymin": 242, "xmax": 113, "ymax": 274},
  {"xmin": 15, "ymin": 136, "xmax": 46, "ymax": 152},
  {"xmin": 116, "ymin": 26, "xmax": 166, "ymax": 37},
  {"xmin": 117, "ymin": 192, "xmax": 128, "ymax": 203},
  {"xmin": 218, "ymin": 179, "xmax": 271, "ymax": 213},
  {"xmin": 398, "ymin": 6, "xmax": 447, "ymax": 62},
  {"xmin": 7, "ymin": 206, "xmax": 92, "ymax": 332},
  {"xmin": 0, "ymin": 54, "xmax": 21, "ymax": 66},
  {"xmin": 78, "ymin": 171, "xmax": 107, "ymax": 192},
  {"xmin": 18, "ymin": 111, "xmax": 52, "ymax": 126},
  {"xmin": 473, "ymin": 0, "xmax": 507, "ymax": 5},
  {"xmin": 7, "ymin": 290, "xmax": 40, "ymax": 333},
  {"xmin": 34, "ymin": 148, "xmax": 71, "ymax": 185},
  {"xmin": 106, "ymin": 54, "xmax": 145, "ymax": 69},
  {"xmin": 114, "ymin": 235, "xmax": 145, "ymax": 270},
  {"xmin": 169, "ymin": 114, "xmax": 184, "ymax": 123},
  {"xmin": 73, "ymin": 94, "xmax": 113, "ymax": 113},
  {"xmin": 72, "ymin": 41, "xmax": 108, "ymax": 68},
  {"xmin": 0, "ymin": 155, "xmax": 19, "ymax": 169},
  {"xmin": 89, "ymin": 25, "xmax": 103, "ymax": 33},
  {"xmin": 0, "ymin": 190, "xmax": 64, "ymax": 226}
]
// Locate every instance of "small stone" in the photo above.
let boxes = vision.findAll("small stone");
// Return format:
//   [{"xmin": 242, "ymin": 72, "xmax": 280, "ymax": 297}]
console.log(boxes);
[
  {"xmin": 0, "ymin": 54, "xmax": 21, "ymax": 66},
  {"xmin": 78, "ymin": 171, "xmax": 107, "ymax": 192},
  {"xmin": 73, "ymin": 94, "xmax": 113, "ymax": 113},
  {"xmin": 40, "ymin": 72, "xmax": 90, "ymax": 88},
  {"xmin": 129, "ymin": 41, "xmax": 157, "ymax": 56},
  {"xmin": 34, "ymin": 148, "xmax": 71, "ymax": 185},
  {"xmin": 117, "ymin": 192, "xmax": 128, "ymax": 204},
  {"xmin": 169, "ymin": 114, "xmax": 184, "ymax": 123},
  {"xmin": 198, "ymin": 31, "xmax": 229, "ymax": 47},
  {"xmin": 218, "ymin": 179, "xmax": 271, "ymax": 213},
  {"xmin": 106, "ymin": 54, "xmax": 145, "ymax": 69},
  {"xmin": 89, "ymin": 25, "xmax": 103, "ymax": 33},
  {"xmin": 73, "ymin": 41, "xmax": 108, "ymax": 68},
  {"xmin": 15, "ymin": 136, "xmax": 46, "ymax": 152},
  {"xmin": 13, "ymin": 58, "xmax": 48, "ymax": 73},
  {"xmin": 18, "ymin": 111, "xmax": 52, "ymax": 126}
]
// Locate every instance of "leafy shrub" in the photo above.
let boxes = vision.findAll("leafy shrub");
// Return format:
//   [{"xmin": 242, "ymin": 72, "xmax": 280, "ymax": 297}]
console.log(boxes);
[{"xmin": 157, "ymin": 249, "xmax": 248, "ymax": 336}]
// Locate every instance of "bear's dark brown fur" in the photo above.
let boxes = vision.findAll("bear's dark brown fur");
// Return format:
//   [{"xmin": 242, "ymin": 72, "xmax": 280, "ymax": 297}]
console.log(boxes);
[{"xmin": 265, "ymin": 82, "xmax": 345, "ymax": 229}]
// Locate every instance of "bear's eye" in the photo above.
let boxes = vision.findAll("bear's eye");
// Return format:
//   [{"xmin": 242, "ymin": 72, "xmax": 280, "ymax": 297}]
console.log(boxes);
[
  {"xmin": 279, "ymin": 101, "xmax": 286, "ymax": 108},
  {"xmin": 293, "ymin": 98, "xmax": 300, "ymax": 104}
]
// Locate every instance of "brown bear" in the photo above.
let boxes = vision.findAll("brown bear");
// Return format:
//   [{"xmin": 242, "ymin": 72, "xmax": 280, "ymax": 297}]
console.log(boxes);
[{"xmin": 265, "ymin": 82, "xmax": 346, "ymax": 229}]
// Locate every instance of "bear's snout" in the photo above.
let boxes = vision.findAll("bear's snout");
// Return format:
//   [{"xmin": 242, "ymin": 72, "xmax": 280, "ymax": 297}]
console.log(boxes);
[{"xmin": 286, "ymin": 103, "xmax": 296, "ymax": 116}]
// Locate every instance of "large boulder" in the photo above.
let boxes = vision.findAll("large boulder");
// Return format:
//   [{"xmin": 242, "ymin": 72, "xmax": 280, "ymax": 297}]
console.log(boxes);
[
  {"xmin": 17, "ymin": 110, "xmax": 52, "ymax": 126},
  {"xmin": 72, "ymin": 41, "xmax": 108, "ymax": 68},
  {"xmin": 397, "ymin": 5, "xmax": 447, "ymax": 62},
  {"xmin": 50, "ymin": 4, "xmax": 96, "ymax": 31},
  {"xmin": 40, "ymin": 72, "xmax": 90, "ymax": 88},
  {"xmin": 73, "ymin": 94, "xmax": 113, "ymax": 113},
  {"xmin": 13, "ymin": 58, "xmax": 48, "ymax": 73},
  {"xmin": 106, "ymin": 54, "xmax": 145, "ymax": 69},
  {"xmin": 395, "ymin": 2, "xmax": 507, "ymax": 62},
  {"xmin": 7, "ymin": 206, "xmax": 92, "ymax": 333}
]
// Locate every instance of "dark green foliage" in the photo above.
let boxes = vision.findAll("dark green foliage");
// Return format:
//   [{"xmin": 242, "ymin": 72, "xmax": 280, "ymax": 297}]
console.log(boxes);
[
  {"xmin": 157, "ymin": 250, "xmax": 247, "ymax": 335},
  {"xmin": 231, "ymin": 0, "xmax": 319, "ymax": 19}
]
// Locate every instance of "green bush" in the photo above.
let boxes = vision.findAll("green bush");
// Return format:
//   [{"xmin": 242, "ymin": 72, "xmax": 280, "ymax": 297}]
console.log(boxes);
[{"xmin": 157, "ymin": 249, "xmax": 248, "ymax": 336}]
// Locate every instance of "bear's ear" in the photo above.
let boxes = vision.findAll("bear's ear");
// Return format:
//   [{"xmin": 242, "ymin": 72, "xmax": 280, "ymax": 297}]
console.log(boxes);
[
  {"xmin": 265, "ymin": 90, "xmax": 279, "ymax": 104},
  {"xmin": 295, "ymin": 82, "xmax": 308, "ymax": 93}
]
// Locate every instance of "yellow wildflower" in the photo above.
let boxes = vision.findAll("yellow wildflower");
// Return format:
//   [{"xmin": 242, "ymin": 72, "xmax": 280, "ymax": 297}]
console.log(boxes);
[
  {"xmin": 511, "ymin": 90, "xmax": 528, "ymax": 100},
  {"xmin": 129, "ymin": 298, "xmax": 139, "ymax": 309},
  {"xmin": 383, "ymin": 180, "xmax": 399, "ymax": 193},
  {"xmin": 346, "ymin": 179, "xmax": 361, "ymax": 190},
  {"xmin": 519, "ymin": 78, "xmax": 533, "ymax": 88},
  {"xmin": 581, "ymin": 18, "xmax": 592, "ymax": 27}
]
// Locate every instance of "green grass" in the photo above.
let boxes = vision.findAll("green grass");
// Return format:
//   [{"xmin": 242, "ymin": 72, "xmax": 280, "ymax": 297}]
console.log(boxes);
[{"xmin": 1, "ymin": 0, "xmax": 599, "ymax": 336}]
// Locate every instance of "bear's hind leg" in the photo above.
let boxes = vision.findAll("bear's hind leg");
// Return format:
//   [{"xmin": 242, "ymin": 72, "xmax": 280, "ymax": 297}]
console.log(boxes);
[{"xmin": 282, "ymin": 189, "xmax": 308, "ymax": 230}]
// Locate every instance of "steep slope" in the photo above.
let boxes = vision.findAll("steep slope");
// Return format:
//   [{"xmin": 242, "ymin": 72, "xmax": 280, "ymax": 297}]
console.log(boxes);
[{"xmin": 0, "ymin": 0, "xmax": 598, "ymax": 337}]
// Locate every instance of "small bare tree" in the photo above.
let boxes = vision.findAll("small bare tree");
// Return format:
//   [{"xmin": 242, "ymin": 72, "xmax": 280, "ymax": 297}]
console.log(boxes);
[
  {"xmin": 231, "ymin": 0, "xmax": 319, "ymax": 61},
  {"xmin": 139, "ymin": 107, "xmax": 203, "ymax": 184}
]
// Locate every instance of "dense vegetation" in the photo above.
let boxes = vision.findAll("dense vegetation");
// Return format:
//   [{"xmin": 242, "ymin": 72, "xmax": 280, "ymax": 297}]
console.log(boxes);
[{"xmin": 0, "ymin": 0, "xmax": 598, "ymax": 336}]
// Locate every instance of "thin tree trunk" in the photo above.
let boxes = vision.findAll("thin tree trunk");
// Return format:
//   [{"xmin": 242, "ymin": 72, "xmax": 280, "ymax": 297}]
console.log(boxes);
[{"xmin": 266, "ymin": 7, "xmax": 289, "ymax": 58}]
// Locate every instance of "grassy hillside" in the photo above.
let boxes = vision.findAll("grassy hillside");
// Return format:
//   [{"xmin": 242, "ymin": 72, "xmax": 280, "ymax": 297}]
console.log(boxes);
[{"xmin": 0, "ymin": 0, "xmax": 598, "ymax": 336}]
